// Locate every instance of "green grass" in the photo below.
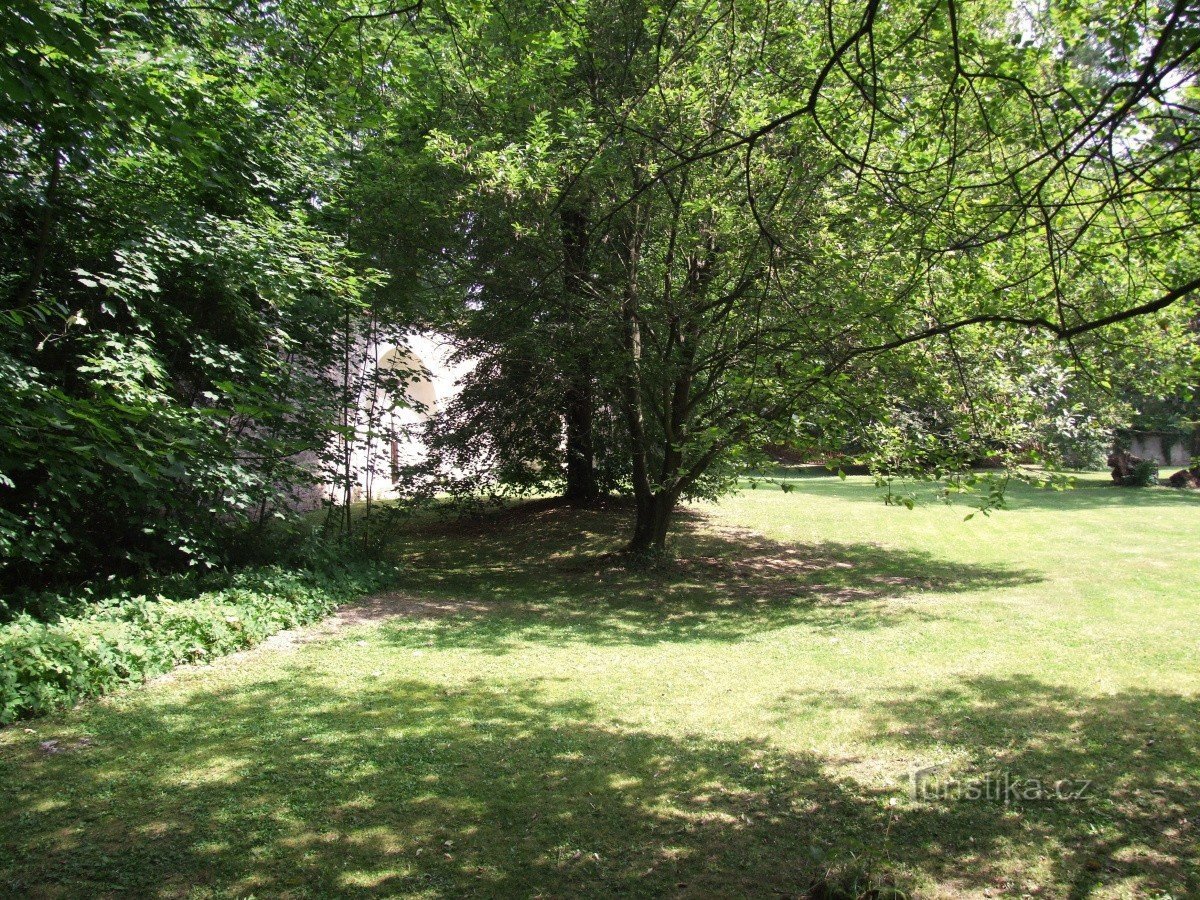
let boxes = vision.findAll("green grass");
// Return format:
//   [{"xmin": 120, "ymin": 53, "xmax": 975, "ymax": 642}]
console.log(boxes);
[{"xmin": 2, "ymin": 474, "xmax": 1198, "ymax": 898}]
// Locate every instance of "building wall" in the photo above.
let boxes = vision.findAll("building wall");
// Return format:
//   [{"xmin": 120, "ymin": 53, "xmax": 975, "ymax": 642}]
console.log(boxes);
[
  {"xmin": 1126, "ymin": 431, "xmax": 1196, "ymax": 467},
  {"xmin": 348, "ymin": 332, "xmax": 472, "ymax": 503}
]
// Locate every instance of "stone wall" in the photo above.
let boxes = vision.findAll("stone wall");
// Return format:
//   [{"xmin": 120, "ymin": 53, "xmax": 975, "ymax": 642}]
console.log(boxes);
[{"xmin": 1124, "ymin": 430, "xmax": 1198, "ymax": 467}]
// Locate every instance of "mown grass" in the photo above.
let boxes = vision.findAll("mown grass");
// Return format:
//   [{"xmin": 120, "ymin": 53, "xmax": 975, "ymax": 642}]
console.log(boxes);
[{"xmin": 1, "ymin": 473, "xmax": 1198, "ymax": 898}]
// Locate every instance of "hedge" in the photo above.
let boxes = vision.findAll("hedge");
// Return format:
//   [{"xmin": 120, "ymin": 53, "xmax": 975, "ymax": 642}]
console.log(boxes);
[{"xmin": 0, "ymin": 565, "xmax": 391, "ymax": 724}]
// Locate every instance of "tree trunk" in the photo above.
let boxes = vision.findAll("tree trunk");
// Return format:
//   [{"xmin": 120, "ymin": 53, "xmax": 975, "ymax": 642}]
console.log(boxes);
[
  {"xmin": 614, "ymin": 207, "xmax": 672, "ymax": 556},
  {"xmin": 563, "ymin": 370, "xmax": 598, "ymax": 503},
  {"xmin": 627, "ymin": 489, "xmax": 677, "ymax": 556},
  {"xmin": 561, "ymin": 202, "xmax": 599, "ymax": 504}
]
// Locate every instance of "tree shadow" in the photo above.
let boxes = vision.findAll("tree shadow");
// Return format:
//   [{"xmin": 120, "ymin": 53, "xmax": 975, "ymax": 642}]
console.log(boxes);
[
  {"xmin": 0, "ymin": 677, "xmax": 885, "ymax": 897},
  {"xmin": 372, "ymin": 502, "xmax": 1038, "ymax": 652},
  {"xmin": 2, "ymin": 674, "xmax": 1196, "ymax": 897},
  {"xmin": 991, "ymin": 478, "xmax": 1200, "ymax": 512},
  {"xmin": 861, "ymin": 675, "xmax": 1200, "ymax": 898},
  {"xmin": 754, "ymin": 473, "xmax": 1200, "ymax": 513}
]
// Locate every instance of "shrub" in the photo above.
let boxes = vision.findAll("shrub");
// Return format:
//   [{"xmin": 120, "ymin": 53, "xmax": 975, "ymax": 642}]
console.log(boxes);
[
  {"xmin": 0, "ymin": 565, "xmax": 391, "ymax": 724},
  {"xmin": 1124, "ymin": 459, "xmax": 1160, "ymax": 487}
]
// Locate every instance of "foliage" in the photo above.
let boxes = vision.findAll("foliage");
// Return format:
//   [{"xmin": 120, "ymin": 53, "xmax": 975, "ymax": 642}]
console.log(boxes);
[
  {"xmin": 0, "ymin": 0, "xmax": 384, "ymax": 588},
  {"xmin": 4, "ymin": 0, "xmax": 1200, "ymax": 578},
  {"xmin": 0, "ymin": 563, "xmax": 391, "ymax": 723},
  {"xmin": 1120, "ymin": 323, "xmax": 1200, "ymax": 456},
  {"xmin": 343, "ymin": 0, "xmax": 1200, "ymax": 553},
  {"xmin": 1120, "ymin": 458, "xmax": 1161, "ymax": 488}
]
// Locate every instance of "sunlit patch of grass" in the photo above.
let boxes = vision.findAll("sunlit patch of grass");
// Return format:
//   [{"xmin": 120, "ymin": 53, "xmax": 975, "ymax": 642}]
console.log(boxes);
[{"xmin": 1, "ymin": 475, "xmax": 1198, "ymax": 897}]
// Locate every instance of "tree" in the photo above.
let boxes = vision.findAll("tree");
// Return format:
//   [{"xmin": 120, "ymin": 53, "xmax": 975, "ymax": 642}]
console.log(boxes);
[
  {"xmin": 8, "ymin": 0, "xmax": 1196, "ymax": 579},
  {"xmin": 0, "ymin": 0, "xmax": 385, "ymax": 585},
  {"xmin": 374, "ymin": 0, "xmax": 1200, "ymax": 554}
]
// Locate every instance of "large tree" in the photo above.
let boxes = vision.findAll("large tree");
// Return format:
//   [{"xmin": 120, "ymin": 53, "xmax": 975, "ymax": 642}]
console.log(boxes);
[{"xmin": 380, "ymin": 0, "xmax": 1200, "ymax": 554}]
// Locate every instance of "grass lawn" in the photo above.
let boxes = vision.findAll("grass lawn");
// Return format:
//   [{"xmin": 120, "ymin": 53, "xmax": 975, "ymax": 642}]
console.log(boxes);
[{"xmin": 2, "ymin": 474, "xmax": 1198, "ymax": 898}]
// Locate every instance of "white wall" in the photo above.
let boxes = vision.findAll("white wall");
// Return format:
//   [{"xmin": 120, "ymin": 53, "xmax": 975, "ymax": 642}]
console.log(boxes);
[
  {"xmin": 1127, "ymin": 433, "xmax": 1195, "ymax": 467},
  {"xmin": 348, "ymin": 332, "xmax": 473, "ymax": 502}
]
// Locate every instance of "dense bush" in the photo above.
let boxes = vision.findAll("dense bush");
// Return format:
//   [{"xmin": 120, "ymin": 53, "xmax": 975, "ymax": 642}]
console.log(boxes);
[
  {"xmin": 0, "ymin": 1, "xmax": 386, "ymax": 588},
  {"xmin": 1123, "ymin": 459, "xmax": 1161, "ymax": 487},
  {"xmin": 0, "ymin": 565, "xmax": 392, "ymax": 724}
]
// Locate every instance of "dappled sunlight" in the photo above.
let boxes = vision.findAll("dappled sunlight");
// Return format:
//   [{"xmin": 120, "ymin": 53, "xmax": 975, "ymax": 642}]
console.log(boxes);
[
  {"xmin": 1, "ymin": 677, "xmax": 881, "ymax": 896},
  {"xmin": 373, "ymin": 501, "xmax": 1038, "ymax": 653},
  {"xmin": 2, "ymin": 672, "xmax": 1197, "ymax": 897},
  {"xmin": 1, "ymin": 490, "xmax": 1197, "ymax": 897},
  {"xmin": 838, "ymin": 675, "xmax": 1199, "ymax": 898}
]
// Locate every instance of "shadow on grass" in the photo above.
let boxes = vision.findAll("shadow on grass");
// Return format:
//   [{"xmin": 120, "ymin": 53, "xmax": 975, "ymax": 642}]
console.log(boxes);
[
  {"xmin": 761, "ymin": 473, "xmax": 1200, "ymax": 513},
  {"xmin": 1, "ymin": 674, "xmax": 1196, "ymax": 897},
  {"xmin": 997, "ymin": 478, "xmax": 1200, "ymax": 512},
  {"xmin": 867, "ymin": 674, "xmax": 1200, "ymax": 899},
  {"xmin": 371, "ymin": 501, "xmax": 1038, "ymax": 652}
]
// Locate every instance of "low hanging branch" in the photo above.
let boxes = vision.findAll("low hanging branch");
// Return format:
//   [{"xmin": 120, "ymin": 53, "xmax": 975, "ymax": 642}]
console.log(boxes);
[{"xmin": 844, "ymin": 275, "xmax": 1200, "ymax": 361}]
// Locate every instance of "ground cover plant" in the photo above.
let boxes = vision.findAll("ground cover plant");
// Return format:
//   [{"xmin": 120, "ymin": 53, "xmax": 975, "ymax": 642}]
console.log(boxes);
[{"xmin": 0, "ymin": 564, "xmax": 395, "ymax": 723}]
